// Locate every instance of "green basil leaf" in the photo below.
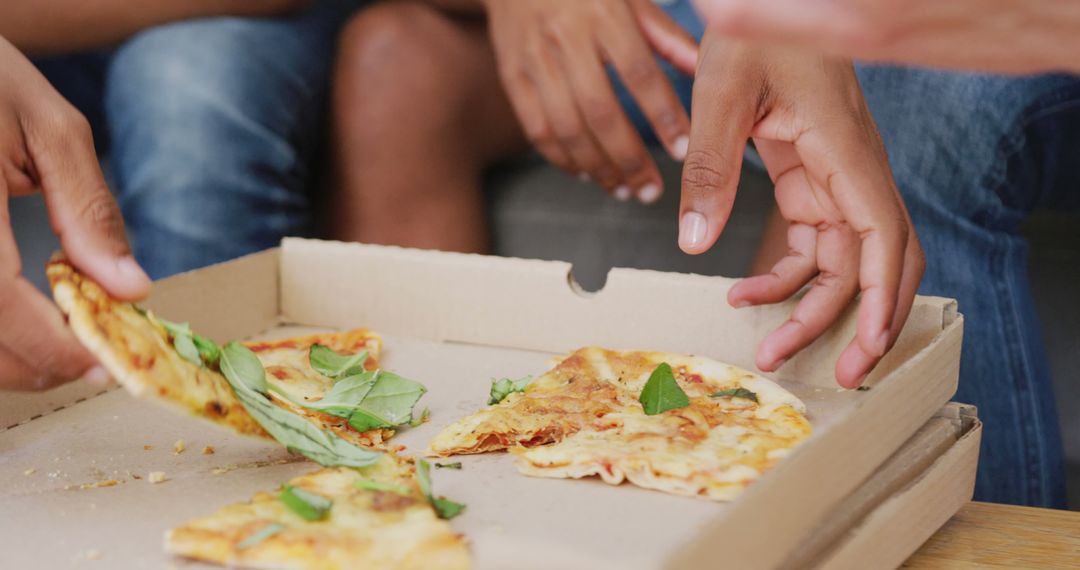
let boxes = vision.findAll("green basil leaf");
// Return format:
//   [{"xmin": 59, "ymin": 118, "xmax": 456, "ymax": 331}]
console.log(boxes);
[
  {"xmin": 416, "ymin": 459, "xmax": 466, "ymax": 520},
  {"xmin": 709, "ymin": 388, "xmax": 759, "ymax": 403},
  {"xmin": 347, "ymin": 409, "xmax": 392, "ymax": 432},
  {"xmin": 435, "ymin": 462, "xmax": 462, "ymax": 470},
  {"xmin": 280, "ymin": 485, "xmax": 331, "ymax": 522},
  {"xmin": 355, "ymin": 371, "xmax": 427, "ymax": 426},
  {"xmin": 219, "ymin": 342, "xmax": 382, "ymax": 468},
  {"xmin": 355, "ymin": 479, "xmax": 412, "ymax": 495},
  {"xmin": 236, "ymin": 523, "xmax": 283, "ymax": 550},
  {"xmin": 409, "ymin": 407, "xmax": 430, "ymax": 428},
  {"xmin": 172, "ymin": 333, "xmax": 202, "ymax": 367},
  {"xmin": 638, "ymin": 363, "xmax": 690, "ymax": 415},
  {"xmin": 488, "ymin": 376, "xmax": 531, "ymax": 405},
  {"xmin": 309, "ymin": 345, "xmax": 369, "ymax": 379},
  {"xmin": 301, "ymin": 372, "xmax": 378, "ymax": 418},
  {"xmin": 432, "ymin": 497, "xmax": 466, "ymax": 520},
  {"xmin": 193, "ymin": 335, "xmax": 221, "ymax": 369},
  {"xmin": 221, "ymin": 342, "xmax": 269, "ymax": 396}
]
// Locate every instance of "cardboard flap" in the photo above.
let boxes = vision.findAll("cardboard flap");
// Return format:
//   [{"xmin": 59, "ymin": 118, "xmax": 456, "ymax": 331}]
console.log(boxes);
[{"xmin": 280, "ymin": 239, "xmax": 955, "ymax": 388}]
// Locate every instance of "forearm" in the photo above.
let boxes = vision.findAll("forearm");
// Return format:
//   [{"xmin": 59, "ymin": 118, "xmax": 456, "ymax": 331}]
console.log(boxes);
[{"xmin": 2, "ymin": 0, "xmax": 309, "ymax": 55}]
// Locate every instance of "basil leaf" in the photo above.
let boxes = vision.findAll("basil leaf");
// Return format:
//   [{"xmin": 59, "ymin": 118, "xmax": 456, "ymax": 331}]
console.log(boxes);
[
  {"xmin": 432, "ymin": 497, "xmax": 466, "ymax": 519},
  {"xmin": 355, "ymin": 371, "xmax": 426, "ymax": 426},
  {"xmin": 435, "ymin": 462, "xmax": 462, "ymax": 470},
  {"xmin": 709, "ymin": 388, "xmax": 759, "ymax": 403},
  {"xmin": 301, "ymin": 372, "xmax": 378, "ymax": 418},
  {"xmin": 280, "ymin": 485, "xmax": 331, "ymax": 521},
  {"xmin": 236, "ymin": 523, "xmax": 283, "ymax": 550},
  {"xmin": 219, "ymin": 342, "xmax": 382, "ymax": 468},
  {"xmin": 638, "ymin": 363, "xmax": 690, "ymax": 415},
  {"xmin": 488, "ymin": 376, "xmax": 531, "ymax": 405},
  {"xmin": 409, "ymin": 407, "xmax": 431, "ymax": 428},
  {"xmin": 221, "ymin": 342, "xmax": 269, "ymax": 396},
  {"xmin": 309, "ymin": 345, "xmax": 369, "ymax": 379},
  {"xmin": 172, "ymin": 333, "xmax": 202, "ymax": 367},
  {"xmin": 348, "ymin": 409, "xmax": 392, "ymax": 432},
  {"xmin": 416, "ymin": 459, "xmax": 466, "ymax": 520},
  {"xmin": 355, "ymin": 479, "xmax": 411, "ymax": 495},
  {"xmin": 193, "ymin": 335, "xmax": 221, "ymax": 369}
]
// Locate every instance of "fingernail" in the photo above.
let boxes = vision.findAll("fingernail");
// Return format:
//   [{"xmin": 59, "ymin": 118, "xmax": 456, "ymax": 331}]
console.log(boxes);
[
  {"xmin": 614, "ymin": 185, "xmax": 632, "ymax": 202},
  {"xmin": 638, "ymin": 183, "xmax": 662, "ymax": 204},
  {"xmin": 84, "ymin": 365, "xmax": 111, "ymax": 388},
  {"xmin": 874, "ymin": 331, "xmax": 889, "ymax": 357},
  {"xmin": 672, "ymin": 136, "xmax": 689, "ymax": 161},
  {"xmin": 116, "ymin": 256, "xmax": 150, "ymax": 284},
  {"xmin": 578, "ymin": 172, "xmax": 591, "ymax": 183},
  {"xmin": 679, "ymin": 211, "xmax": 707, "ymax": 251}
]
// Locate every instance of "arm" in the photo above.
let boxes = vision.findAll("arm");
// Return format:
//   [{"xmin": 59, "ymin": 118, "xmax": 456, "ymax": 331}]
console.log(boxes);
[
  {"xmin": 0, "ymin": 34, "xmax": 151, "ymax": 389},
  {"xmin": 693, "ymin": 0, "xmax": 1080, "ymax": 74},
  {"xmin": 1, "ymin": 0, "xmax": 310, "ymax": 55}
]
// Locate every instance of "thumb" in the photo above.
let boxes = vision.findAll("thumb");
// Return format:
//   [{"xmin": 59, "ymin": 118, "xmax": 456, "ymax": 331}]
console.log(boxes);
[
  {"xmin": 677, "ymin": 36, "xmax": 756, "ymax": 254},
  {"xmin": 631, "ymin": 0, "xmax": 699, "ymax": 75},
  {"xmin": 28, "ymin": 107, "xmax": 150, "ymax": 299}
]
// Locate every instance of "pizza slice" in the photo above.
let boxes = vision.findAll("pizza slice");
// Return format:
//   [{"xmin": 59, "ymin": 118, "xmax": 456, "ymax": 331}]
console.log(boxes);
[
  {"xmin": 48, "ymin": 259, "xmax": 422, "ymax": 450},
  {"xmin": 430, "ymin": 347, "xmax": 811, "ymax": 500},
  {"xmin": 48, "ymin": 258, "xmax": 267, "ymax": 438},
  {"xmin": 167, "ymin": 456, "xmax": 470, "ymax": 570},
  {"xmin": 428, "ymin": 347, "xmax": 629, "ymax": 456}
]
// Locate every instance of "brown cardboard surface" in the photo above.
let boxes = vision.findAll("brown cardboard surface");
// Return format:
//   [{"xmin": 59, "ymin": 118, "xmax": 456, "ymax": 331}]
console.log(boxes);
[{"xmin": 0, "ymin": 239, "xmax": 973, "ymax": 569}]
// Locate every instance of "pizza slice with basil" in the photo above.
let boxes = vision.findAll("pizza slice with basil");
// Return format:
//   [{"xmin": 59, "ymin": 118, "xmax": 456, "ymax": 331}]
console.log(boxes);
[
  {"xmin": 48, "ymin": 259, "xmax": 424, "ymax": 450},
  {"xmin": 167, "ymin": 455, "xmax": 469, "ymax": 569},
  {"xmin": 430, "ymin": 347, "xmax": 811, "ymax": 500}
]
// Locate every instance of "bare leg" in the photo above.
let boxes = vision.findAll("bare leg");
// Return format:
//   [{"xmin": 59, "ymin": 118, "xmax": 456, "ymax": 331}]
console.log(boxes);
[{"xmin": 330, "ymin": 2, "xmax": 527, "ymax": 252}]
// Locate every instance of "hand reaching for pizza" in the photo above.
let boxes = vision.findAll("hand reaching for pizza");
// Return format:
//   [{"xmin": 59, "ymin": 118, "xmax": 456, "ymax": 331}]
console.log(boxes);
[
  {"xmin": 678, "ymin": 31, "xmax": 924, "ymax": 388},
  {"xmin": 483, "ymin": 0, "xmax": 698, "ymax": 203},
  {"xmin": 0, "ymin": 35, "xmax": 150, "ymax": 390}
]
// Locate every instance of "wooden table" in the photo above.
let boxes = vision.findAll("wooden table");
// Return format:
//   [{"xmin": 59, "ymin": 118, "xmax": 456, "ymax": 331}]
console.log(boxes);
[{"xmin": 903, "ymin": 502, "xmax": 1080, "ymax": 568}]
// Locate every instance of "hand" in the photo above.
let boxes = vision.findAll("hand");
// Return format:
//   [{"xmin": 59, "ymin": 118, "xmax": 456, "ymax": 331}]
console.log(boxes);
[
  {"xmin": 678, "ymin": 32, "xmax": 924, "ymax": 387},
  {"xmin": 0, "ymin": 36, "xmax": 150, "ymax": 390},
  {"xmin": 484, "ymin": 0, "xmax": 698, "ymax": 203},
  {"xmin": 693, "ymin": 0, "xmax": 1080, "ymax": 74}
]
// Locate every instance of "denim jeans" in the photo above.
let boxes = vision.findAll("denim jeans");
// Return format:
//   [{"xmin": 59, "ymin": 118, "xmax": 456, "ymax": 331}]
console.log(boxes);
[
  {"xmin": 639, "ymin": 0, "xmax": 1079, "ymax": 507},
  {"xmin": 37, "ymin": 0, "xmax": 362, "ymax": 278}
]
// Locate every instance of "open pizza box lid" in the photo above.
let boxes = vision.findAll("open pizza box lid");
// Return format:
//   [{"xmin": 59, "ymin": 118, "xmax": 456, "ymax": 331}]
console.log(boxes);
[{"xmin": 0, "ymin": 239, "xmax": 974, "ymax": 568}]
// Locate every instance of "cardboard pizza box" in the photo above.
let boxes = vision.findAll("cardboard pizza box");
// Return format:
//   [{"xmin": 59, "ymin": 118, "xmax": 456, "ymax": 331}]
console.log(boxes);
[{"xmin": 0, "ymin": 239, "xmax": 973, "ymax": 569}]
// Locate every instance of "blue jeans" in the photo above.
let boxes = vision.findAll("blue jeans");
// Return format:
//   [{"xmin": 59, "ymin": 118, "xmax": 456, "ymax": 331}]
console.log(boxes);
[
  {"xmin": 641, "ymin": 1, "xmax": 1077, "ymax": 507},
  {"xmin": 37, "ymin": 0, "xmax": 361, "ymax": 278}
]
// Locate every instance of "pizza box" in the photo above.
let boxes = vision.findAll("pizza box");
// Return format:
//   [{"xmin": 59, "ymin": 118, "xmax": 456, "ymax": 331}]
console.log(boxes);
[{"xmin": 0, "ymin": 238, "xmax": 972, "ymax": 569}]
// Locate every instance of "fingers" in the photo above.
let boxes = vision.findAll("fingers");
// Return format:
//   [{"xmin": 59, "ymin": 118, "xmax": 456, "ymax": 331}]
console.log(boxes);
[
  {"xmin": 496, "ymin": 58, "xmax": 578, "ymax": 174},
  {"xmin": 729, "ymin": 222, "xmax": 818, "ymax": 306},
  {"xmin": 0, "ymin": 198, "xmax": 98, "ymax": 388},
  {"xmin": 554, "ymin": 27, "xmax": 664, "ymax": 202},
  {"xmin": 630, "ymin": 0, "xmax": 699, "ymax": 76},
  {"xmin": 599, "ymin": 2, "xmax": 692, "ymax": 167},
  {"xmin": 677, "ymin": 37, "xmax": 757, "ymax": 254},
  {"xmin": 755, "ymin": 223, "xmax": 861, "ymax": 372},
  {"xmin": 529, "ymin": 46, "xmax": 625, "ymax": 195},
  {"xmin": 835, "ymin": 221, "xmax": 925, "ymax": 387},
  {"xmin": 24, "ymin": 103, "xmax": 150, "ymax": 300}
]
